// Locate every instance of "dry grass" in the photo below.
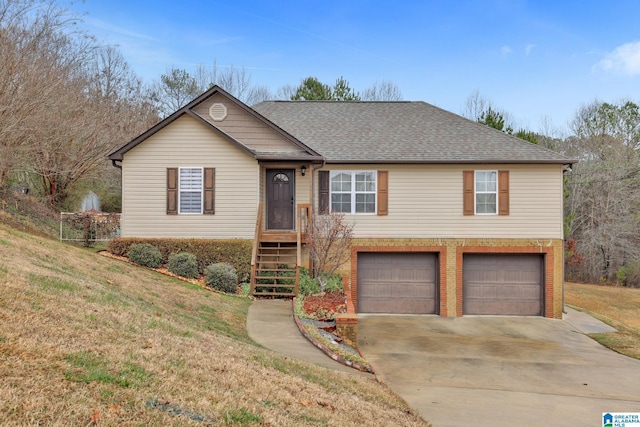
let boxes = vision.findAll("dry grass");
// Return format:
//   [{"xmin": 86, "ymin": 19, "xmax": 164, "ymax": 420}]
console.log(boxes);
[
  {"xmin": 565, "ymin": 281, "xmax": 640, "ymax": 360},
  {"xmin": 0, "ymin": 223, "xmax": 428, "ymax": 426}
]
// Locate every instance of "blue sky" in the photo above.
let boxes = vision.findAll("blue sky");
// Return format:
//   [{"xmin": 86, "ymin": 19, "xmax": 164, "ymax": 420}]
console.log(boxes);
[{"xmin": 72, "ymin": 1, "xmax": 640, "ymax": 134}]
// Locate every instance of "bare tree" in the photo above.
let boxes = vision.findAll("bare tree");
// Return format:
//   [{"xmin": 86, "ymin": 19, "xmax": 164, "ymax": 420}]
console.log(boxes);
[
  {"xmin": 276, "ymin": 84, "xmax": 297, "ymax": 100},
  {"xmin": 0, "ymin": 0, "xmax": 157, "ymax": 208},
  {"xmin": 154, "ymin": 61, "xmax": 272, "ymax": 111},
  {"xmin": 307, "ymin": 213, "xmax": 354, "ymax": 292},
  {"xmin": 563, "ymin": 100, "xmax": 640, "ymax": 286},
  {"xmin": 85, "ymin": 46, "xmax": 141, "ymax": 102},
  {"xmin": 461, "ymin": 90, "xmax": 494, "ymax": 122},
  {"xmin": 0, "ymin": 0, "xmax": 87, "ymax": 189},
  {"xmin": 461, "ymin": 90, "xmax": 516, "ymax": 129},
  {"xmin": 361, "ymin": 79, "xmax": 403, "ymax": 101},
  {"xmin": 244, "ymin": 85, "xmax": 272, "ymax": 105}
]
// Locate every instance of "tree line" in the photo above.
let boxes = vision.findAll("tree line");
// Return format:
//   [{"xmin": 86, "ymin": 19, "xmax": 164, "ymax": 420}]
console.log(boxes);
[{"xmin": 1, "ymin": 0, "xmax": 639, "ymax": 286}]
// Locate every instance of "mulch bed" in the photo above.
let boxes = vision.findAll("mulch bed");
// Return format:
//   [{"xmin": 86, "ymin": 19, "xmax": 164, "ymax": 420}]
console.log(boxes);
[{"xmin": 302, "ymin": 291, "xmax": 346, "ymax": 320}]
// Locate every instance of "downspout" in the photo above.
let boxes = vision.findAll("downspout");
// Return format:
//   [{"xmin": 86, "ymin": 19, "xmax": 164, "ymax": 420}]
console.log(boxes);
[
  {"xmin": 561, "ymin": 163, "xmax": 573, "ymax": 315},
  {"xmin": 309, "ymin": 160, "xmax": 326, "ymax": 276},
  {"xmin": 111, "ymin": 159, "xmax": 122, "ymax": 169}
]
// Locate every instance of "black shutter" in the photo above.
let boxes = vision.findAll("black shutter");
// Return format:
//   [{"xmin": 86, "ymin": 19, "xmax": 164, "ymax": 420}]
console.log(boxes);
[
  {"xmin": 318, "ymin": 170, "xmax": 329, "ymax": 214},
  {"xmin": 203, "ymin": 168, "xmax": 215, "ymax": 214},
  {"xmin": 167, "ymin": 168, "xmax": 178, "ymax": 215}
]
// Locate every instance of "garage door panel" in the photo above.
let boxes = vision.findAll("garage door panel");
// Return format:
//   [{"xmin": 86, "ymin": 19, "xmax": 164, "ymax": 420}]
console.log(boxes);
[
  {"xmin": 463, "ymin": 254, "xmax": 543, "ymax": 316},
  {"xmin": 358, "ymin": 253, "xmax": 438, "ymax": 314}
]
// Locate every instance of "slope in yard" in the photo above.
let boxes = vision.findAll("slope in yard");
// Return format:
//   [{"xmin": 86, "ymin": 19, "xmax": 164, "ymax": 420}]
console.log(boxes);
[
  {"xmin": 0, "ymin": 224, "xmax": 428, "ymax": 426},
  {"xmin": 565, "ymin": 281, "xmax": 640, "ymax": 360}
]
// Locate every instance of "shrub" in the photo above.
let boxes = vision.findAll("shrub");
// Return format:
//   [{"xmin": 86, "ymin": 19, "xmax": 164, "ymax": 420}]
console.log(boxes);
[
  {"xmin": 324, "ymin": 273, "xmax": 344, "ymax": 293},
  {"xmin": 298, "ymin": 268, "xmax": 320, "ymax": 296},
  {"xmin": 128, "ymin": 243, "xmax": 163, "ymax": 268},
  {"xmin": 204, "ymin": 263, "xmax": 238, "ymax": 293},
  {"xmin": 298, "ymin": 268, "xmax": 343, "ymax": 296},
  {"xmin": 107, "ymin": 238, "xmax": 252, "ymax": 281},
  {"xmin": 167, "ymin": 252, "xmax": 199, "ymax": 279}
]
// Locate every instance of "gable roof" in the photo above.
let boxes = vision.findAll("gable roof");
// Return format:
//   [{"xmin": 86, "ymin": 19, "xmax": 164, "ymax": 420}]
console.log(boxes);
[
  {"xmin": 252, "ymin": 101, "xmax": 575, "ymax": 164},
  {"xmin": 108, "ymin": 86, "xmax": 323, "ymax": 162}
]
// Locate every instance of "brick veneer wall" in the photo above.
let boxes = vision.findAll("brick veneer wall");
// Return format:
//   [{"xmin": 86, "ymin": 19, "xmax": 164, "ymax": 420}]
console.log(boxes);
[{"xmin": 344, "ymin": 238, "xmax": 564, "ymax": 319}]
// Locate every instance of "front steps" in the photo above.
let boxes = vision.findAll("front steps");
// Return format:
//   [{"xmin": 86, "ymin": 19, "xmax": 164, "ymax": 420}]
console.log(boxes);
[{"xmin": 250, "ymin": 238, "xmax": 299, "ymax": 296}]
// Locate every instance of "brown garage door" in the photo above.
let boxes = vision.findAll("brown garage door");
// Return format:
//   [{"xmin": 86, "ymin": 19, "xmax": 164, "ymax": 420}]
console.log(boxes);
[
  {"xmin": 358, "ymin": 252, "xmax": 438, "ymax": 314},
  {"xmin": 463, "ymin": 254, "xmax": 543, "ymax": 316}
]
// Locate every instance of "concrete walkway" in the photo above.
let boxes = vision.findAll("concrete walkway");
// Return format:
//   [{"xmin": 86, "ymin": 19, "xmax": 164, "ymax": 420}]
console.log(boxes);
[
  {"xmin": 563, "ymin": 306, "xmax": 617, "ymax": 333},
  {"xmin": 246, "ymin": 299, "xmax": 374, "ymax": 377}
]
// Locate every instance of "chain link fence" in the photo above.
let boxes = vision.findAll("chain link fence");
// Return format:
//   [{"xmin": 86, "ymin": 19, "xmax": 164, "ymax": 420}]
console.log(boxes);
[{"xmin": 60, "ymin": 212, "xmax": 121, "ymax": 245}]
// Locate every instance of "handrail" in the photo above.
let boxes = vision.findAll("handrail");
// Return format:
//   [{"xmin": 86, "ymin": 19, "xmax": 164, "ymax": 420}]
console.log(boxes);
[
  {"xmin": 298, "ymin": 203, "xmax": 312, "ymax": 239},
  {"xmin": 251, "ymin": 202, "xmax": 263, "ymax": 267},
  {"xmin": 296, "ymin": 204, "xmax": 303, "ymax": 296},
  {"xmin": 250, "ymin": 202, "xmax": 263, "ymax": 295},
  {"xmin": 296, "ymin": 205, "xmax": 302, "ymax": 267}
]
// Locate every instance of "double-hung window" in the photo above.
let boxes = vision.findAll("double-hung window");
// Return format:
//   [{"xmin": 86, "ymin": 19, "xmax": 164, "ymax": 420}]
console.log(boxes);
[
  {"xmin": 179, "ymin": 167, "xmax": 203, "ymax": 214},
  {"xmin": 475, "ymin": 170, "xmax": 497, "ymax": 214},
  {"xmin": 330, "ymin": 171, "xmax": 376, "ymax": 214},
  {"xmin": 463, "ymin": 169, "xmax": 509, "ymax": 216},
  {"xmin": 167, "ymin": 167, "xmax": 215, "ymax": 215}
]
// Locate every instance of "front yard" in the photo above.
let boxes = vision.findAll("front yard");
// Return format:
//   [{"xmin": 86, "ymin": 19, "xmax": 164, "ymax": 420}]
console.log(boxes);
[{"xmin": 565, "ymin": 281, "xmax": 640, "ymax": 359}]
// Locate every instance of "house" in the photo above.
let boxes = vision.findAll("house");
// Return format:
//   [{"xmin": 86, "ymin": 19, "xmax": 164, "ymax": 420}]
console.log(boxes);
[{"xmin": 108, "ymin": 86, "xmax": 575, "ymax": 319}]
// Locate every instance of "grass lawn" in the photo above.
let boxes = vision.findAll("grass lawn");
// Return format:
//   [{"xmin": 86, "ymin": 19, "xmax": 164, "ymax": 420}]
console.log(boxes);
[
  {"xmin": 0, "ymin": 223, "xmax": 428, "ymax": 426},
  {"xmin": 565, "ymin": 281, "xmax": 640, "ymax": 360}
]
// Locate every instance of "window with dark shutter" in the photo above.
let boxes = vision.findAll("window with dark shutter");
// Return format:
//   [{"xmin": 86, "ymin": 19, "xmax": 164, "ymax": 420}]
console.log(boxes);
[
  {"xmin": 463, "ymin": 170, "xmax": 510, "ymax": 216},
  {"xmin": 167, "ymin": 167, "xmax": 215, "ymax": 215}
]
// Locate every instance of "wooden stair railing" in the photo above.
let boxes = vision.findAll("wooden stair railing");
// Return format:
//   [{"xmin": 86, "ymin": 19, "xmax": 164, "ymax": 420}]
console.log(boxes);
[
  {"xmin": 250, "ymin": 204, "xmax": 310, "ymax": 297},
  {"xmin": 250, "ymin": 203, "xmax": 263, "ymax": 296}
]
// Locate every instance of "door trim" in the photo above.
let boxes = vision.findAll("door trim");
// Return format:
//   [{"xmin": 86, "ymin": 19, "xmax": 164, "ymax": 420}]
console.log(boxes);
[{"xmin": 266, "ymin": 169, "xmax": 295, "ymax": 230}]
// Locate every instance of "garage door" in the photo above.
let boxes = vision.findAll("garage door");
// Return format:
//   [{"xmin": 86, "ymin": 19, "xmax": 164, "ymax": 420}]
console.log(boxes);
[
  {"xmin": 358, "ymin": 252, "xmax": 438, "ymax": 314},
  {"xmin": 463, "ymin": 254, "xmax": 543, "ymax": 316}
]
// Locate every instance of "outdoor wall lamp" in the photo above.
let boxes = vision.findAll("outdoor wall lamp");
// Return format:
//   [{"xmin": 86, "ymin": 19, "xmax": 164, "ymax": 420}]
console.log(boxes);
[{"xmin": 301, "ymin": 165, "xmax": 307, "ymax": 176}]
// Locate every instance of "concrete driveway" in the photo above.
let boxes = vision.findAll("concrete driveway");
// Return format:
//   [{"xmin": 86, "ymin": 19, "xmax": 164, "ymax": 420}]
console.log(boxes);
[{"xmin": 358, "ymin": 312, "xmax": 640, "ymax": 427}]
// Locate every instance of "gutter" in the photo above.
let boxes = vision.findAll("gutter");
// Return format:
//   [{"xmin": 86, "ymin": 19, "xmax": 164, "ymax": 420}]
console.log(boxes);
[{"xmin": 561, "ymin": 163, "xmax": 575, "ymax": 315}]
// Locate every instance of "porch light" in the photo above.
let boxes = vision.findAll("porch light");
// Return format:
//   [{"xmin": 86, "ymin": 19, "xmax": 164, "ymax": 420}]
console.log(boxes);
[{"xmin": 301, "ymin": 165, "xmax": 307, "ymax": 176}]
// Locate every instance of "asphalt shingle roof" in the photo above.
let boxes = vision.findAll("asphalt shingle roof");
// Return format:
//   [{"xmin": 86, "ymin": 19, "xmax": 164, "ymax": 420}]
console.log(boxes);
[{"xmin": 253, "ymin": 101, "xmax": 573, "ymax": 164}]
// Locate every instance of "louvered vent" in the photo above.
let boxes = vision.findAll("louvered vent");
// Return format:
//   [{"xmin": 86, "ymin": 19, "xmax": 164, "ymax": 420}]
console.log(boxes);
[{"xmin": 209, "ymin": 103, "xmax": 227, "ymax": 121}]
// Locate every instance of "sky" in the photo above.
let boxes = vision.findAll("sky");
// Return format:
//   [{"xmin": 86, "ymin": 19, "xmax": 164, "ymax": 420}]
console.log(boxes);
[{"xmin": 71, "ymin": 0, "xmax": 640, "ymax": 135}]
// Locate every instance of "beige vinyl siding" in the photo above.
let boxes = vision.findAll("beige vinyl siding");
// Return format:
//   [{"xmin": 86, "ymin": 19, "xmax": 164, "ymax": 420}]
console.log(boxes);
[
  {"xmin": 295, "ymin": 167, "xmax": 311, "ymax": 205},
  {"xmin": 192, "ymin": 94, "xmax": 302, "ymax": 152},
  {"xmin": 319, "ymin": 164, "xmax": 564, "ymax": 239},
  {"xmin": 121, "ymin": 115, "xmax": 258, "ymax": 238}
]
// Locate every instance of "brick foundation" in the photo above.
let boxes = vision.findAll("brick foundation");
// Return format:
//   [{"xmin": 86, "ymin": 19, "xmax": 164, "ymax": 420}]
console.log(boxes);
[{"xmin": 335, "ymin": 314, "xmax": 359, "ymax": 348}]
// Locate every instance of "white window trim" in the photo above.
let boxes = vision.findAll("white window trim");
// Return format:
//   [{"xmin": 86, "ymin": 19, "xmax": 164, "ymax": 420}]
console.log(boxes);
[
  {"xmin": 178, "ymin": 167, "xmax": 204, "ymax": 215},
  {"xmin": 329, "ymin": 170, "xmax": 377, "ymax": 215},
  {"xmin": 474, "ymin": 170, "xmax": 498, "ymax": 215}
]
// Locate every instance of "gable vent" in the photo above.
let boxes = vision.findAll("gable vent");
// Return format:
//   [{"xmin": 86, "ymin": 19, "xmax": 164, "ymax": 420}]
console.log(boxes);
[{"xmin": 209, "ymin": 103, "xmax": 228, "ymax": 121}]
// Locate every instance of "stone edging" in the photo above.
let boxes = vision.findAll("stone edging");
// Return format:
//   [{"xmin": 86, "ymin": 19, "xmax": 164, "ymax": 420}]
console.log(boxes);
[{"xmin": 292, "ymin": 299, "xmax": 374, "ymax": 374}]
